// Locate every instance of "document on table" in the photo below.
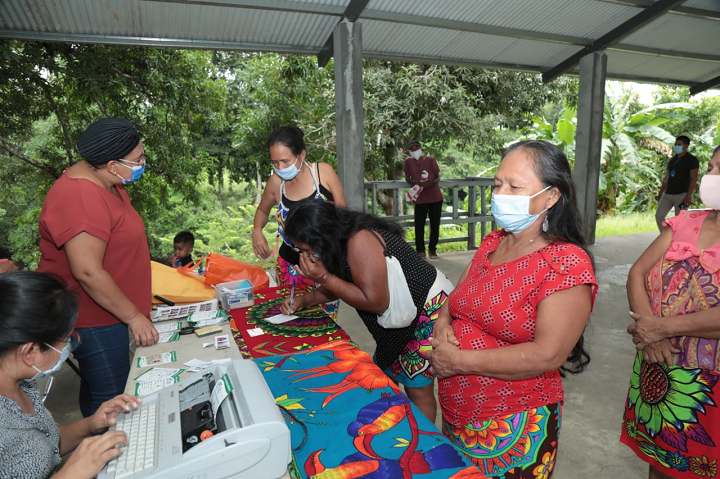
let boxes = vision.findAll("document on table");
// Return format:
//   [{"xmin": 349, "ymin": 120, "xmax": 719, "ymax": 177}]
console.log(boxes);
[
  {"xmin": 154, "ymin": 321, "xmax": 182, "ymax": 333},
  {"xmin": 136, "ymin": 351, "xmax": 177, "ymax": 368},
  {"xmin": 158, "ymin": 332, "xmax": 180, "ymax": 343},
  {"xmin": 134, "ymin": 367, "xmax": 185, "ymax": 382},
  {"xmin": 184, "ymin": 358, "xmax": 232, "ymax": 373},
  {"xmin": 153, "ymin": 299, "xmax": 218, "ymax": 322},
  {"xmin": 134, "ymin": 377, "xmax": 180, "ymax": 396},
  {"xmin": 263, "ymin": 313, "xmax": 298, "ymax": 324},
  {"xmin": 133, "ymin": 367, "xmax": 185, "ymax": 396},
  {"xmin": 246, "ymin": 327, "xmax": 265, "ymax": 337}
]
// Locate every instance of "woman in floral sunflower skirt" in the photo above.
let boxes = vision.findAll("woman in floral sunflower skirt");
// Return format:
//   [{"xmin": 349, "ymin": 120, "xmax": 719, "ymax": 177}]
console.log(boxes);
[
  {"xmin": 252, "ymin": 126, "xmax": 346, "ymax": 320},
  {"xmin": 621, "ymin": 145, "xmax": 720, "ymax": 479},
  {"xmin": 426, "ymin": 140, "xmax": 598, "ymax": 478}
]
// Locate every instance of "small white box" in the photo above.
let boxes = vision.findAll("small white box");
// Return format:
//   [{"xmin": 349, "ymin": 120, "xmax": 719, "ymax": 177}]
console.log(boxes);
[{"xmin": 215, "ymin": 279, "xmax": 254, "ymax": 310}]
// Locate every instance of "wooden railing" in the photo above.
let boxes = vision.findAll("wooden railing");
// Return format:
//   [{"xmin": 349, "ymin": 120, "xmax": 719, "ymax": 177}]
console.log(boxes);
[{"xmin": 363, "ymin": 177, "xmax": 496, "ymax": 250}]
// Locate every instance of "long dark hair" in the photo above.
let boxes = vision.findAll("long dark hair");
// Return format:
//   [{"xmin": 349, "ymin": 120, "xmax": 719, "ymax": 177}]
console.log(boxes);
[
  {"xmin": 0, "ymin": 271, "xmax": 78, "ymax": 356},
  {"xmin": 266, "ymin": 126, "xmax": 306, "ymax": 156},
  {"xmin": 284, "ymin": 199, "xmax": 404, "ymax": 281},
  {"xmin": 503, "ymin": 140, "xmax": 592, "ymax": 375}
]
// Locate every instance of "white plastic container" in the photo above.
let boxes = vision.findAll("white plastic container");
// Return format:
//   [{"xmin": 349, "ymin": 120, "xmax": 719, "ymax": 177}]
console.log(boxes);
[{"xmin": 215, "ymin": 279, "xmax": 254, "ymax": 310}]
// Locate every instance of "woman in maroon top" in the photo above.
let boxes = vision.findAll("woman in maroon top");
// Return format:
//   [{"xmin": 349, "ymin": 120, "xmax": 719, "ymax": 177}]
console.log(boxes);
[
  {"xmin": 38, "ymin": 118, "xmax": 158, "ymax": 417},
  {"xmin": 426, "ymin": 140, "xmax": 598, "ymax": 478}
]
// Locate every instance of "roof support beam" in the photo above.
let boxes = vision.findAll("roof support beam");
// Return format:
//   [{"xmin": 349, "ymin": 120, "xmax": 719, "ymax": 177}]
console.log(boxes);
[
  {"xmin": 361, "ymin": 10, "xmax": 587, "ymax": 45},
  {"xmin": 333, "ymin": 20, "xmax": 365, "ymax": 211},
  {"xmin": 145, "ymin": 0, "xmax": 344, "ymax": 16},
  {"xmin": 542, "ymin": 0, "xmax": 686, "ymax": 83},
  {"xmin": 596, "ymin": 0, "xmax": 720, "ymax": 21},
  {"xmin": 574, "ymin": 51, "xmax": 608, "ymax": 245},
  {"xmin": 317, "ymin": 0, "xmax": 370, "ymax": 67},
  {"xmin": 364, "ymin": 10, "xmax": 720, "ymax": 64},
  {"xmin": 689, "ymin": 74, "xmax": 720, "ymax": 96}
]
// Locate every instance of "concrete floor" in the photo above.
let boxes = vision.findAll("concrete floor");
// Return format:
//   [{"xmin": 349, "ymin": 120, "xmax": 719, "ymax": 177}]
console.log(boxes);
[{"xmin": 45, "ymin": 231, "xmax": 659, "ymax": 478}]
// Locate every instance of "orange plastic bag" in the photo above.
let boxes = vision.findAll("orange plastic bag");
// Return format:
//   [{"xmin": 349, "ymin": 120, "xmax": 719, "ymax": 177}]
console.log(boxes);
[
  {"xmin": 177, "ymin": 253, "xmax": 270, "ymax": 290},
  {"xmin": 151, "ymin": 261, "xmax": 215, "ymax": 304}
]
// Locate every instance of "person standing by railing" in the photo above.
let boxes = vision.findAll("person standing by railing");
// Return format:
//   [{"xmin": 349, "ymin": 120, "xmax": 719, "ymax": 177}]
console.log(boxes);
[{"xmin": 404, "ymin": 139, "xmax": 442, "ymax": 259}]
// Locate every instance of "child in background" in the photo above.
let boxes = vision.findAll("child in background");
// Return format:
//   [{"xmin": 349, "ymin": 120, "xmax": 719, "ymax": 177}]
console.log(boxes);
[{"xmin": 168, "ymin": 231, "xmax": 194, "ymax": 268}]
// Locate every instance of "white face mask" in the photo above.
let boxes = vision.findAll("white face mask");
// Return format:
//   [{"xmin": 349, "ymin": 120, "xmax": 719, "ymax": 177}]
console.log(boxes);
[
  {"xmin": 410, "ymin": 150, "xmax": 423, "ymax": 160},
  {"xmin": 273, "ymin": 155, "xmax": 302, "ymax": 180},
  {"xmin": 700, "ymin": 174, "xmax": 720, "ymax": 210},
  {"xmin": 21, "ymin": 342, "xmax": 70, "ymax": 379},
  {"xmin": 491, "ymin": 186, "xmax": 551, "ymax": 233}
]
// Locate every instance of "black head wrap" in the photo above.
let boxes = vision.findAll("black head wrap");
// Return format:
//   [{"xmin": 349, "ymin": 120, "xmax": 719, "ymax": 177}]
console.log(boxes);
[{"xmin": 77, "ymin": 118, "xmax": 141, "ymax": 166}]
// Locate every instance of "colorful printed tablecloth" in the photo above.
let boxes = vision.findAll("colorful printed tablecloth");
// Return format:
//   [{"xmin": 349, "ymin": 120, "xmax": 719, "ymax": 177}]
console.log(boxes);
[
  {"xmin": 255, "ymin": 340, "xmax": 484, "ymax": 478},
  {"xmin": 229, "ymin": 285, "xmax": 352, "ymax": 359}
]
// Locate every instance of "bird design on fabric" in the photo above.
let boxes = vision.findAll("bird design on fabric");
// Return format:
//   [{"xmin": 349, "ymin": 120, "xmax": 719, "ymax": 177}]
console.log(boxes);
[
  {"xmin": 304, "ymin": 393, "xmax": 467, "ymax": 478},
  {"xmin": 286, "ymin": 346, "xmax": 396, "ymax": 407}
]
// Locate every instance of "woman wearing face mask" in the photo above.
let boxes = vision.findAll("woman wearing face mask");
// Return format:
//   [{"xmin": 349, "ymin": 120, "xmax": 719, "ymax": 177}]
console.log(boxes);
[
  {"xmin": 426, "ymin": 140, "xmax": 597, "ymax": 478},
  {"xmin": 252, "ymin": 126, "xmax": 346, "ymax": 318},
  {"xmin": 621, "ymin": 145, "xmax": 720, "ymax": 479},
  {"xmin": 0, "ymin": 271, "xmax": 141, "ymax": 478},
  {"xmin": 37, "ymin": 118, "xmax": 158, "ymax": 418}
]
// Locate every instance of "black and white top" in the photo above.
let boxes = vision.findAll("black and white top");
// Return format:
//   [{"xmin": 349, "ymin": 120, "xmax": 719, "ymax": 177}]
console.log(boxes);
[
  {"xmin": 348, "ymin": 228, "xmax": 437, "ymax": 370},
  {"xmin": 0, "ymin": 380, "xmax": 61, "ymax": 478}
]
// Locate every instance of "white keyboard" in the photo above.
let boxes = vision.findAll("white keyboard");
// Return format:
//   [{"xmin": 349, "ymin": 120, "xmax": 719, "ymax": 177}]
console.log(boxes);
[{"xmin": 105, "ymin": 403, "xmax": 158, "ymax": 478}]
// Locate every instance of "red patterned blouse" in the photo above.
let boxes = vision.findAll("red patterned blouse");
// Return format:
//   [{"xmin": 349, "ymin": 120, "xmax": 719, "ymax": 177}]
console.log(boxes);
[{"xmin": 438, "ymin": 230, "xmax": 598, "ymax": 425}]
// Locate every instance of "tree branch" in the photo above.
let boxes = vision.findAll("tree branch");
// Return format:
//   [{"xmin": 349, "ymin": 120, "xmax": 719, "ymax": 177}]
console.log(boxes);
[
  {"xmin": 0, "ymin": 138, "xmax": 60, "ymax": 179},
  {"xmin": 8, "ymin": 51, "xmax": 75, "ymax": 163},
  {"xmin": 96, "ymin": 99, "xmax": 109, "ymax": 117},
  {"xmin": 110, "ymin": 67, "xmax": 157, "ymax": 101}
]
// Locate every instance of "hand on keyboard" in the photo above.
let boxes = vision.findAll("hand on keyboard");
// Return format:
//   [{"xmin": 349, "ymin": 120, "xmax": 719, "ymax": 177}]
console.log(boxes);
[
  {"xmin": 103, "ymin": 402, "xmax": 158, "ymax": 478},
  {"xmin": 56, "ymin": 430, "xmax": 128, "ymax": 479},
  {"xmin": 90, "ymin": 394, "xmax": 142, "ymax": 433}
]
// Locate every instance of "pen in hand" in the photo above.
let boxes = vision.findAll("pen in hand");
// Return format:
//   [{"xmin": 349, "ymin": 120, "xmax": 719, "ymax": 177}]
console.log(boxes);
[{"xmin": 289, "ymin": 279, "xmax": 295, "ymax": 311}]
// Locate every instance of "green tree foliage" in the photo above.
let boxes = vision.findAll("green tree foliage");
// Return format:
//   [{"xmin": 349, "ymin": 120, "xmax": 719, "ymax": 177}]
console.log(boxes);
[
  {"xmin": 520, "ymin": 85, "xmax": 705, "ymax": 215},
  {"xmin": 0, "ymin": 41, "xmax": 225, "ymax": 265},
  {"xmin": 228, "ymin": 55, "xmax": 570, "ymax": 214},
  {"xmin": 599, "ymin": 87, "xmax": 693, "ymax": 213},
  {"xmin": 652, "ymin": 85, "xmax": 720, "ymax": 170}
]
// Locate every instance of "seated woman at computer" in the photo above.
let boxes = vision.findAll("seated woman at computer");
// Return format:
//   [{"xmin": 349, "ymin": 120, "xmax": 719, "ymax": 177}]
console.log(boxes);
[
  {"xmin": 0, "ymin": 271, "xmax": 140, "ymax": 478},
  {"xmin": 279, "ymin": 199, "xmax": 454, "ymax": 423}
]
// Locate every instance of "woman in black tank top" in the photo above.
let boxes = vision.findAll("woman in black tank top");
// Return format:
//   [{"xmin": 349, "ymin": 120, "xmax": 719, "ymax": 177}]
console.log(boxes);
[
  {"xmin": 280, "ymin": 198, "xmax": 454, "ymax": 424},
  {"xmin": 251, "ymin": 126, "xmax": 346, "ymax": 318}
]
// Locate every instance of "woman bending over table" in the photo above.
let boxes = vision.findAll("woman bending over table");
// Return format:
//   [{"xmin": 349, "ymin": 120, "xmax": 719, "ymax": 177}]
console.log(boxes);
[
  {"xmin": 0, "ymin": 271, "xmax": 140, "ymax": 478},
  {"xmin": 280, "ymin": 198, "xmax": 453, "ymax": 423},
  {"xmin": 426, "ymin": 140, "xmax": 598, "ymax": 478},
  {"xmin": 621, "ymin": 145, "xmax": 720, "ymax": 479},
  {"xmin": 252, "ymin": 126, "xmax": 346, "ymax": 319}
]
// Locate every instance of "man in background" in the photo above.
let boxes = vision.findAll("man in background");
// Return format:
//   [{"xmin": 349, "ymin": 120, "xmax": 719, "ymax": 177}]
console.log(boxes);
[
  {"xmin": 655, "ymin": 135, "xmax": 699, "ymax": 231},
  {"xmin": 404, "ymin": 139, "xmax": 442, "ymax": 259}
]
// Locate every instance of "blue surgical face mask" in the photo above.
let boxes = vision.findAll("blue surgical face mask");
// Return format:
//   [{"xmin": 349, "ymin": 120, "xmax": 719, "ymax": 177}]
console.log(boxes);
[
  {"xmin": 673, "ymin": 145, "xmax": 684, "ymax": 155},
  {"xmin": 491, "ymin": 185, "xmax": 551, "ymax": 233},
  {"xmin": 115, "ymin": 161, "xmax": 146, "ymax": 184},
  {"xmin": 273, "ymin": 155, "xmax": 302, "ymax": 181},
  {"xmin": 22, "ymin": 342, "xmax": 70, "ymax": 379}
]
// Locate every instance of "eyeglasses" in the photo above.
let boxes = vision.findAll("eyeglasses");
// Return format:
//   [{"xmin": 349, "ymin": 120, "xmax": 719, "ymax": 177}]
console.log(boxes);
[{"xmin": 120, "ymin": 150, "xmax": 146, "ymax": 167}]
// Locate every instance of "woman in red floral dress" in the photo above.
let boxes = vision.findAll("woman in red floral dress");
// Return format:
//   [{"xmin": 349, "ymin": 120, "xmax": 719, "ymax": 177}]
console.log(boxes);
[
  {"xmin": 427, "ymin": 140, "xmax": 598, "ymax": 478},
  {"xmin": 621, "ymin": 145, "xmax": 720, "ymax": 479}
]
